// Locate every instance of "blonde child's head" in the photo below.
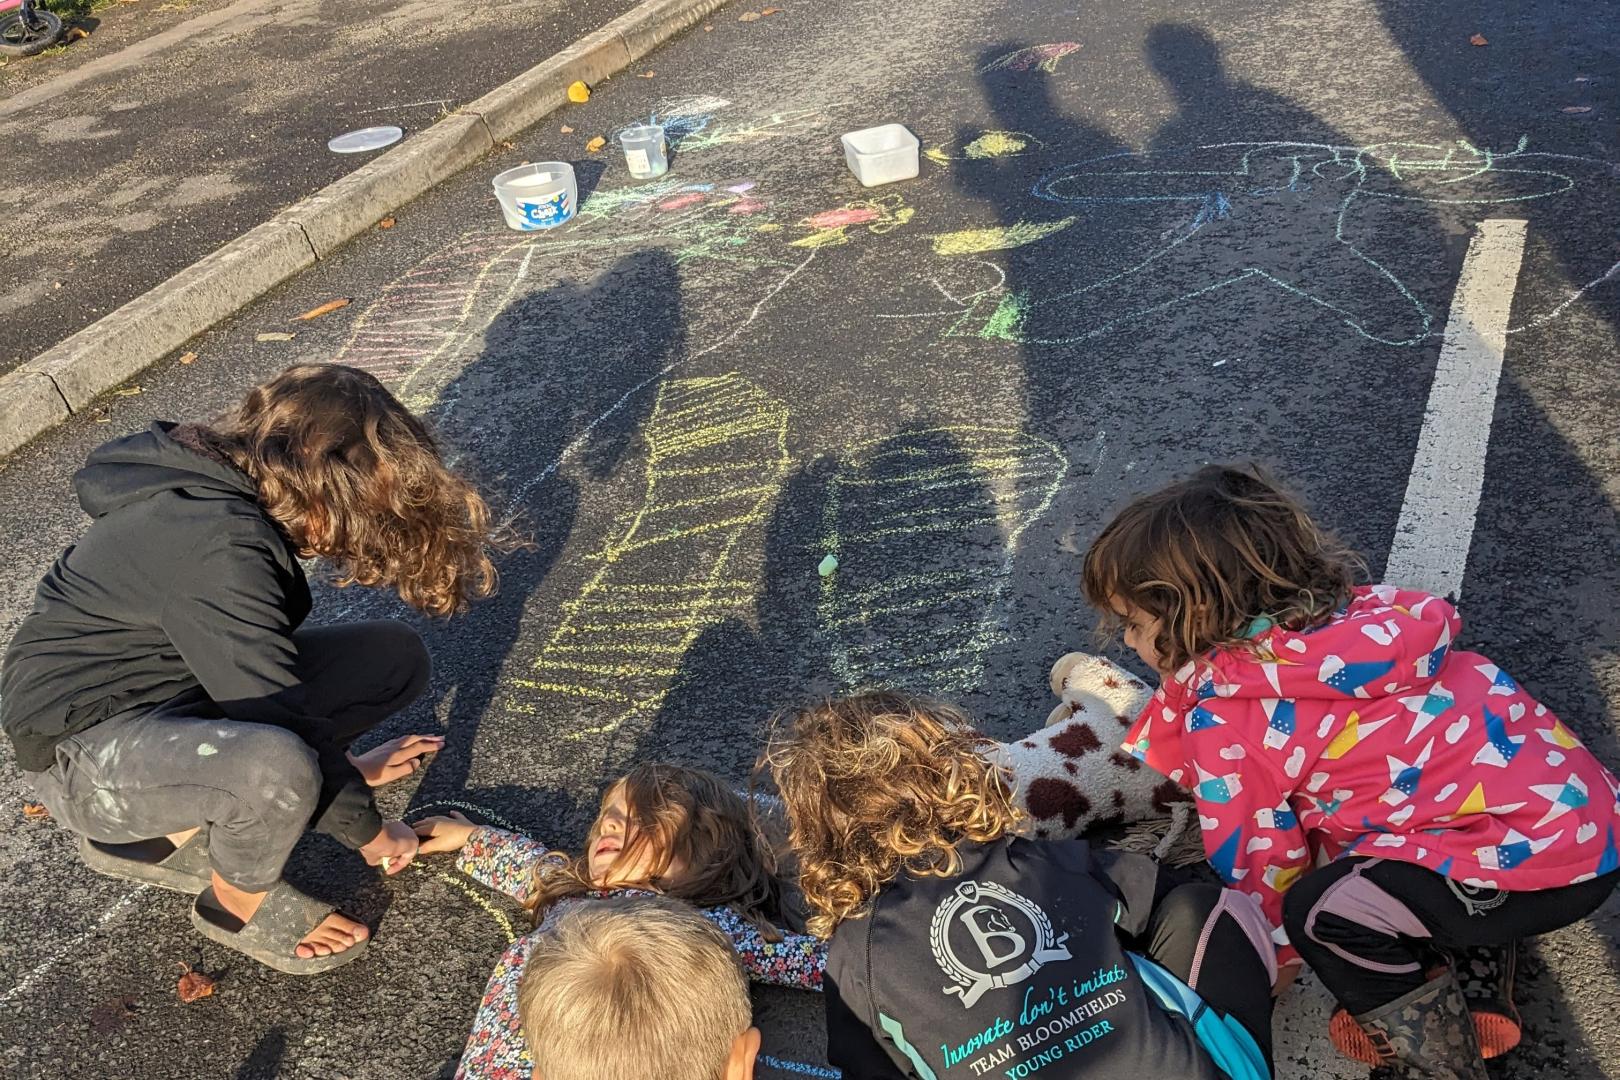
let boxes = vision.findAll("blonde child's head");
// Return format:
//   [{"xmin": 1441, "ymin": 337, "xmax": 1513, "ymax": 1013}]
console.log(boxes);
[
  {"xmin": 528, "ymin": 763, "xmax": 781, "ymax": 933},
  {"xmin": 517, "ymin": 895, "xmax": 760, "ymax": 1080},
  {"xmin": 1082, "ymin": 463, "xmax": 1363, "ymax": 674},
  {"xmin": 759, "ymin": 690, "xmax": 1021, "ymax": 938}
]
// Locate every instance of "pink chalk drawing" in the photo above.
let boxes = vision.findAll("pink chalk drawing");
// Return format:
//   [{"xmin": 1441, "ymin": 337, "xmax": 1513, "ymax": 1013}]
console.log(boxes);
[{"xmin": 980, "ymin": 42, "xmax": 1080, "ymax": 74}]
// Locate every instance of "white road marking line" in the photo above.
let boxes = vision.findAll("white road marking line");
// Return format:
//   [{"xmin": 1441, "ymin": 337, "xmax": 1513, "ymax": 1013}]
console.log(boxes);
[
  {"xmin": 0, "ymin": 885, "xmax": 149, "ymax": 1006},
  {"xmin": 1384, "ymin": 219, "xmax": 1528, "ymax": 600}
]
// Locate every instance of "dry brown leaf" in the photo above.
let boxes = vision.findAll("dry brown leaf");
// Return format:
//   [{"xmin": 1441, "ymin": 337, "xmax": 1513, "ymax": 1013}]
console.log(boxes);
[
  {"xmin": 178, "ymin": 351, "xmax": 198, "ymax": 365},
  {"xmin": 65, "ymin": 26, "xmax": 89, "ymax": 41},
  {"xmin": 112, "ymin": 386, "xmax": 143, "ymax": 397},
  {"xmin": 738, "ymin": 10, "xmax": 760, "ymax": 20},
  {"xmin": 638, "ymin": 71, "xmax": 656, "ymax": 78},
  {"xmin": 1469, "ymin": 32, "xmax": 1488, "ymax": 46},
  {"xmin": 498, "ymin": 140, "xmax": 515, "ymax": 150},
  {"xmin": 1562, "ymin": 105, "xmax": 1593, "ymax": 113},
  {"xmin": 586, "ymin": 135, "xmax": 606, "ymax": 152},
  {"xmin": 378, "ymin": 216, "xmax": 396, "ymax": 229},
  {"xmin": 294, "ymin": 297, "xmax": 352, "ymax": 321},
  {"xmin": 256, "ymin": 332, "xmax": 296, "ymax": 342},
  {"xmin": 22, "ymin": 801, "xmax": 49, "ymax": 820},
  {"xmin": 176, "ymin": 963, "xmax": 217, "ymax": 1003},
  {"xmin": 703, "ymin": 22, "xmax": 713, "ymax": 31}
]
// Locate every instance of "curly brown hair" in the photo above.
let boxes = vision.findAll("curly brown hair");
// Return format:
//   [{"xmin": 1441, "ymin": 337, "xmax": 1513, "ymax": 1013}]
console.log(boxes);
[
  {"xmin": 1082, "ymin": 463, "xmax": 1365, "ymax": 673},
  {"xmin": 527, "ymin": 763, "xmax": 784, "ymax": 938},
  {"xmin": 759, "ymin": 690, "xmax": 1022, "ymax": 939},
  {"xmin": 204, "ymin": 364, "xmax": 515, "ymax": 617}
]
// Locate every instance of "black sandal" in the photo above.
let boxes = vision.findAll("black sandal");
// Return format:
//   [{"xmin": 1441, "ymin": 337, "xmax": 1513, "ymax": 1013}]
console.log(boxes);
[
  {"xmin": 79, "ymin": 831, "xmax": 212, "ymax": 893},
  {"xmin": 190, "ymin": 883, "xmax": 369, "ymax": 975}
]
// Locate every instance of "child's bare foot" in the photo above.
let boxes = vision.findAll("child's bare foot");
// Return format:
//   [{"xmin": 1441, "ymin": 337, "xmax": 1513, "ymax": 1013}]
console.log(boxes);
[{"xmin": 211, "ymin": 872, "xmax": 368, "ymax": 958}]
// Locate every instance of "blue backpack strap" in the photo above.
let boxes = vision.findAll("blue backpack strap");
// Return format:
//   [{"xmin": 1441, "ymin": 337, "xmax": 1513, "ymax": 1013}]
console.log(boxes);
[{"xmin": 1127, "ymin": 953, "xmax": 1269, "ymax": 1080}]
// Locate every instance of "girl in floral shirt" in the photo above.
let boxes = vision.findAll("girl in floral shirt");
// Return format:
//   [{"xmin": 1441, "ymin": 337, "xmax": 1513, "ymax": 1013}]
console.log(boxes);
[{"xmin": 414, "ymin": 763, "xmax": 825, "ymax": 1080}]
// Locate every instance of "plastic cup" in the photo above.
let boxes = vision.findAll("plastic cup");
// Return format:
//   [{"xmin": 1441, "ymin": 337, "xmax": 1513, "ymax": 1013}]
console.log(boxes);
[
  {"xmin": 491, "ymin": 162, "xmax": 578, "ymax": 231},
  {"xmin": 618, "ymin": 124, "xmax": 669, "ymax": 180}
]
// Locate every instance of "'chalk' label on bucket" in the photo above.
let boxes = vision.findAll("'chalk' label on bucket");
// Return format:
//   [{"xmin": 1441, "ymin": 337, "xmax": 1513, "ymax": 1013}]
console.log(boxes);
[{"xmin": 518, "ymin": 190, "xmax": 574, "ymax": 229}]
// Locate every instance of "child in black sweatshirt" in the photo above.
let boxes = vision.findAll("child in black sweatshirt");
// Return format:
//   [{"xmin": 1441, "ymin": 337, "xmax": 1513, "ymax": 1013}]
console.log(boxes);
[{"xmin": 761, "ymin": 690, "xmax": 1276, "ymax": 1080}]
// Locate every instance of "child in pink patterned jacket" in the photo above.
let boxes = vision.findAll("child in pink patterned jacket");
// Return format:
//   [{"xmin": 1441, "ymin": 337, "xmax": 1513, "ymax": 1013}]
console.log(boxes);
[
  {"xmin": 413, "ymin": 763, "xmax": 823, "ymax": 1080},
  {"xmin": 1081, "ymin": 464, "xmax": 1620, "ymax": 1080}
]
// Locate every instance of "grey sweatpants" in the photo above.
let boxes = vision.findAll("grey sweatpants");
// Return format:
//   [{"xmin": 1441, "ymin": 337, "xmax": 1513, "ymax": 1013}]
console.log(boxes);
[{"xmin": 26, "ymin": 621, "xmax": 429, "ymax": 891}]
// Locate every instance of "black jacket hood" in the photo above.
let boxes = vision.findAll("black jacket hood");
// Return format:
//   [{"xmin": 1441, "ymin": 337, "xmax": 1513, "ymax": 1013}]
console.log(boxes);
[{"xmin": 74, "ymin": 422, "xmax": 257, "ymax": 520}]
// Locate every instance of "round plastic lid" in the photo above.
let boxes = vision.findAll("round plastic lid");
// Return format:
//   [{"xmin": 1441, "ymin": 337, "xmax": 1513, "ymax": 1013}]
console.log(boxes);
[{"xmin": 327, "ymin": 126, "xmax": 404, "ymax": 154}]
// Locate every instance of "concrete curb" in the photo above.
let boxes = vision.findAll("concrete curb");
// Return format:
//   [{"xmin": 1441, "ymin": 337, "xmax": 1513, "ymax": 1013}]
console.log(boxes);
[{"xmin": 0, "ymin": 0, "xmax": 735, "ymax": 461}]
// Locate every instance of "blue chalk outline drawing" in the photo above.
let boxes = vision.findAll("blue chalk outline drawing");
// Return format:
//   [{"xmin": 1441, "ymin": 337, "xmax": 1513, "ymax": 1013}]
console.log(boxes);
[{"xmin": 915, "ymin": 137, "xmax": 1602, "ymax": 347}]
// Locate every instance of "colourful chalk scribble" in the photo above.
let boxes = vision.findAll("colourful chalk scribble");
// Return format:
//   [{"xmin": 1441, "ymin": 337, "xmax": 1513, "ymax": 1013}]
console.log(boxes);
[
  {"xmin": 818, "ymin": 427, "xmax": 1067, "ymax": 694},
  {"xmin": 930, "ymin": 217, "xmax": 1077, "ymax": 256},
  {"xmin": 926, "ymin": 131, "xmax": 1045, "ymax": 165},
  {"xmin": 980, "ymin": 43, "xmax": 1080, "ymax": 74},
  {"xmin": 791, "ymin": 195, "xmax": 916, "ymax": 249},
  {"xmin": 508, "ymin": 374, "xmax": 791, "ymax": 738}
]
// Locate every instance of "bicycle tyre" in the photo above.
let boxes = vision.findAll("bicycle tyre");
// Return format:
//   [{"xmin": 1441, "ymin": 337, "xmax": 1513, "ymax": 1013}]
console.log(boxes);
[{"xmin": 0, "ymin": 9, "xmax": 65, "ymax": 57}]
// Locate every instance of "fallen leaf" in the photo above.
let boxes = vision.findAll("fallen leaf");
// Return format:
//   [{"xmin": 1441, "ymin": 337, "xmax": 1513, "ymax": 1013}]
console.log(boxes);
[
  {"xmin": 89, "ymin": 995, "xmax": 136, "ymax": 1033},
  {"xmin": 176, "ymin": 963, "xmax": 217, "ymax": 1003},
  {"xmin": 638, "ymin": 71, "xmax": 656, "ymax": 78},
  {"xmin": 378, "ymin": 216, "xmax": 396, "ymax": 229},
  {"xmin": 22, "ymin": 801, "xmax": 49, "ymax": 819},
  {"xmin": 178, "ymin": 351, "xmax": 198, "ymax": 365},
  {"xmin": 256, "ymin": 332, "xmax": 296, "ymax": 342},
  {"xmin": 567, "ymin": 80, "xmax": 591, "ymax": 103},
  {"xmin": 586, "ymin": 135, "xmax": 606, "ymax": 152},
  {"xmin": 294, "ymin": 297, "xmax": 352, "ymax": 321},
  {"xmin": 65, "ymin": 26, "xmax": 89, "ymax": 41},
  {"xmin": 738, "ymin": 10, "xmax": 760, "ymax": 20},
  {"xmin": 1470, "ymin": 32, "xmax": 1488, "ymax": 46},
  {"xmin": 1562, "ymin": 105, "xmax": 1593, "ymax": 113},
  {"xmin": 560, "ymin": 124, "xmax": 574, "ymax": 134},
  {"xmin": 703, "ymin": 23, "xmax": 713, "ymax": 31},
  {"xmin": 498, "ymin": 140, "xmax": 515, "ymax": 150},
  {"xmin": 762, "ymin": 5, "xmax": 781, "ymax": 12},
  {"xmin": 112, "ymin": 386, "xmax": 143, "ymax": 397}
]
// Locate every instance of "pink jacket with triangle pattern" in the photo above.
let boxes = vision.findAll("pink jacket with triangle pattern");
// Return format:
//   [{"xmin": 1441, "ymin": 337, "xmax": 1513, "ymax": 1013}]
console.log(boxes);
[{"xmin": 1125, "ymin": 584, "xmax": 1620, "ymax": 966}]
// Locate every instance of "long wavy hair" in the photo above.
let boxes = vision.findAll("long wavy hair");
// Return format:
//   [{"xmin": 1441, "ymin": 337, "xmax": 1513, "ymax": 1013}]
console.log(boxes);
[
  {"xmin": 1082, "ymin": 463, "xmax": 1364, "ymax": 673},
  {"xmin": 759, "ymin": 690, "xmax": 1022, "ymax": 939},
  {"xmin": 527, "ymin": 763, "xmax": 784, "ymax": 938},
  {"xmin": 202, "ymin": 364, "xmax": 514, "ymax": 617}
]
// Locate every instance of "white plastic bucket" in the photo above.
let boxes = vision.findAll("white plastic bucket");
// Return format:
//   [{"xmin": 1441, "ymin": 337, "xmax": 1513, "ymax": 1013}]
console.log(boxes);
[
  {"xmin": 492, "ymin": 162, "xmax": 578, "ymax": 231},
  {"xmin": 840, "ymin": 124, "xmax": 920, "ymax": 187}
]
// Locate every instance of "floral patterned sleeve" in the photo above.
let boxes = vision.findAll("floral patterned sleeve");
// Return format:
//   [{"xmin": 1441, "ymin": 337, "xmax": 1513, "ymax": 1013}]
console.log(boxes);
[
  {"xmin": 455, "ymin": 826, "xmax": 561, "ymax": 905},
  {"xmin": 701, "ymin": 906, "xmax": 825, "ymax": 991}
]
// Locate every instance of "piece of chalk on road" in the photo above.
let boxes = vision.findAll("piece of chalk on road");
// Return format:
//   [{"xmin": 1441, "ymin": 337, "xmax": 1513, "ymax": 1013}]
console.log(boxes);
[
  {"xmin": 818, "ymin": 554, "xmax": 838, "ymax": 577},
  {"xmin": 380, "ymin": 857, "xmax": 392, "ymax": 872}
]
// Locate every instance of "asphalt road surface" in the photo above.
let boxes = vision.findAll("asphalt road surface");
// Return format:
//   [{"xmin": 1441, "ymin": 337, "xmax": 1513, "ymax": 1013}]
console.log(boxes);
[
  {"xmin": 0, "ymin": 0, "xmax": 637, "ymax": 372},
  {"xmin": 2, "ymin": 0, "xmax": 1619, "ymax": 1076}
]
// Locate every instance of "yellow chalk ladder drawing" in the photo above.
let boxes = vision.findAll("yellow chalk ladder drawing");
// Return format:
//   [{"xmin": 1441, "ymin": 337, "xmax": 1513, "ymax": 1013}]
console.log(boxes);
[
  {"xmin": 509, "ymin": 374, "xmax": 790, "ymax": 737},
  {"xmin": 819, "ymin": 427, "xmax": 1067, "ymax": 694}
]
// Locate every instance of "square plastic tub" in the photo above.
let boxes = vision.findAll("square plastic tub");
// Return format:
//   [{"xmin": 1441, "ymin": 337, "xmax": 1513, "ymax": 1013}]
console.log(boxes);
[{"xmin": 841, "ymin": 124, "xmax": 920, "ymax": 187}]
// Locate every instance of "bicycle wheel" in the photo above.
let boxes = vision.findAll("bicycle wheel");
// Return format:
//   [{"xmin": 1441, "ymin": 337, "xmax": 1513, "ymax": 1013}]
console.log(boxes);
[{"xmin": 0, "ymin": 9, "xmax": 65, "ymax": 57}]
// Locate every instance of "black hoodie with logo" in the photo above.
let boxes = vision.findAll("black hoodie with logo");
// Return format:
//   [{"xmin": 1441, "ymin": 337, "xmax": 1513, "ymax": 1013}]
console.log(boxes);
[
  {"xmin": 0, "ymin": 423, "xmax": 381, "ymax": 848},
  {"xmin": 825, "ymin": 837, "xmax": 1231, "ymax": 1080}
]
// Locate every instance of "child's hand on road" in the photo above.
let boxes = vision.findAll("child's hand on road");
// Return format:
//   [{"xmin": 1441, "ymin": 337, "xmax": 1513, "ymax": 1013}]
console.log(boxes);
[
  {"xmin": 349, "ymin": 733, "xmax": 445, "ymax": 787},
  {"xmin": 360, "ymin": 819, "xmax": 421, "ymax": 875},
  {"xmin": 413, "ymin": 811, "xmax": 477, "ymax": 855}
]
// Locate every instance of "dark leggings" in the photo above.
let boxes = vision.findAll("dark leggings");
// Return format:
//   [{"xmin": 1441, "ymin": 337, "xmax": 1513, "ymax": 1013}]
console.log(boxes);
[
  {"xmin": 1130, "ymin": 880, "xmax": 1277, "ymax": 1067},
  {"xmin": 27, "ymin": 621, "xmax": 429, "ymax": 890},
  {"xmin": 1282, "ymin": 856, "xmax": 1620, "ymax": 1015}
]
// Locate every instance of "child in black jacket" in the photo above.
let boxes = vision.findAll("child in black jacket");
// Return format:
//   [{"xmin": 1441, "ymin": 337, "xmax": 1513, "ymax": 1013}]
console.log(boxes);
[{"xmin": 761, "ymin": 690, "xmax": 1277, "ymax": 1080}]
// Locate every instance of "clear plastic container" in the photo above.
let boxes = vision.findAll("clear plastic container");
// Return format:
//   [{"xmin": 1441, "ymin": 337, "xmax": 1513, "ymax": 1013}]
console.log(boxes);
[
  {"xmin": 491, "ymin": 161, "xmax": 577, "ymax": 231},
  {"xmin": 840, "ymin": 124, "xmax": 920, "ymax": 187},
  {"xmin": 619, "ymin": 124, "xmax": 669, "ymax": 179}
]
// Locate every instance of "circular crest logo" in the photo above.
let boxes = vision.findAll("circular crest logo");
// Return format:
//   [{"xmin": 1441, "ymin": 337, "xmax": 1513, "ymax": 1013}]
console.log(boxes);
[{"xmin": 929, "ymin": 880, "xmax": 1071, "ymax": 1008}]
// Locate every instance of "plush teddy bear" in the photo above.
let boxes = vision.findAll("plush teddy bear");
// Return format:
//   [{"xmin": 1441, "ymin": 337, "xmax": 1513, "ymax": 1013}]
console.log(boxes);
[{"xmin": 988, "ymin": 651, "xmax": 1199, "ymax": 863}]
